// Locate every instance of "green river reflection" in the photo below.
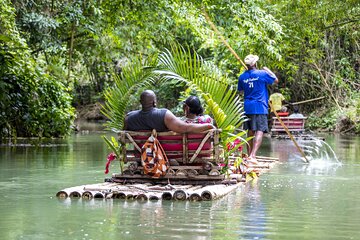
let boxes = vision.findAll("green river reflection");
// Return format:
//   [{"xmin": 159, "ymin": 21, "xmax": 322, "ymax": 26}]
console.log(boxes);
[{"xmin": 0, "ymin": 126, "xmax": 359, "ymax": 240}]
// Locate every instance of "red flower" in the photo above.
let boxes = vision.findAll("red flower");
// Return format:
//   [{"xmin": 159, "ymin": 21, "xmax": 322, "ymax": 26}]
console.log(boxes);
[
  {"xmin": 107, "ymin": 152, "xmax": 117, "ymax": 161},
  {"xmin": 226, "ymin": 142, "xmax": 233, "ymax": 151},
  {"xmin": 104, "ymin": 152, "xmax": 117, "ymax": 174},
  {"xmin": 226, "ymin": 139, "xmax": 243, "ymax": 152},
  {"xmin": 233, "ymin": 139, "xmax": 243, "ymax": 151}
]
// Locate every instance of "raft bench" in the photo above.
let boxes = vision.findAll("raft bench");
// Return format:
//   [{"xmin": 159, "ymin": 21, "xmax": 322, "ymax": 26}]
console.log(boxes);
[
  {"xmin": 111, "ymin": 129, "xmax": 227, "ymax": 185},
  {"xmin": 271, "ymin": 117, "xmax": 307, "ymax": 135}
]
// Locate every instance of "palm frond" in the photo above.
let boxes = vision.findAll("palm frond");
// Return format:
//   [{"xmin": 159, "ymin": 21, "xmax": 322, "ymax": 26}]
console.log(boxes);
[
  {"xmin": 156, "ymin": 44, "xmax": 246, "ymax": 133},
  {"xmin": 101, "ymin": 56, "xmax": 158, "ymax": 131}
]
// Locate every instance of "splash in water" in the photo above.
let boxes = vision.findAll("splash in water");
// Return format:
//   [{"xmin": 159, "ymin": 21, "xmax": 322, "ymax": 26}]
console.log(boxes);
[{"xmin": 298, "ymin": 136, "xmax": 342, "ymax": 167}]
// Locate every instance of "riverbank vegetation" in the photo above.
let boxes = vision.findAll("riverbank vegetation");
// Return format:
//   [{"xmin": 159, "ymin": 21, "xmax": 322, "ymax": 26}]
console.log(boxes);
[{"xmin": 1, "ymin": 0, "xmax": 359, "ymax": 139}]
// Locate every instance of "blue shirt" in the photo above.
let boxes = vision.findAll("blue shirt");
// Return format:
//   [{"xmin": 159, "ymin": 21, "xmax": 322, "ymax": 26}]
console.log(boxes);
[{"xmin": 238, "ymin": 69, "xmax": 276, "ymax": 114}]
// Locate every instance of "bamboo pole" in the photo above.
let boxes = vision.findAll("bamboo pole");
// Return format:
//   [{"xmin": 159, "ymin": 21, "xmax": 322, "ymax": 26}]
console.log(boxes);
[
  {"xmin": 173, "ymin": 189, "xmax": 188, "ymax": 201},
  {"xmin": 115, "ymin": 192, "xmax": 127, "ymax": 199},
  {"xmin": 82, "ymin": 191, "xmax": 95, "ymax": 199},
  {"xmin": 56, "ymin": 187, "xmax": 79, "ymax": 198},
  {"xmin": 202, "ymin": 9, "xmax": 247, "ymax": 70},
  {"xmin": 203, "ymin": 8, "xmax": 309, "ymax": 164},
  {"xmin": 201, "ymin": 190, "xmax": 214, "ymax": 201},
  {"xmin": 126, "ymin": 193, "xmax": 136, "ymax": 200},
  {"xmin": 189, "ymin": 193, "xmax": 202, "ymax": 202},
  {"xmin": 149, "ymin": 193, "xmax": 163, "ymax": 201},
  {"xmin": 285, "ymin": 96, "xmax": 326, "ymax": 106},
  {"xmin": 136, "ymin": 193, "xmax": 148, "ymax": 201},
  {"xmin": 256, "ymin": 156, "xmax": 279, "ymax": 160},
  {"xmin": 94, "ymin": 192, "xmax": 105, "ymax": 199},
  {"xmin": 69, "ymin": 190, "xmax": 83, "ymax": 198},
  {"xmin": 161, "ymin": 191, "xmax": 174, "ymax": 200},
  {"xmin": 200, "ymin": 184, "xmax": 241, "ymax": 201},
  {"xmin": 269, "ymin": 102, "xmax": 309, "ymax": 163}
]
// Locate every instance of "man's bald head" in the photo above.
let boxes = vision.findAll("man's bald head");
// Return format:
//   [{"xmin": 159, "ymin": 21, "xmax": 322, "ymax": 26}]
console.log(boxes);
[{"xmin": 140, "ymin": 90, "xmax": 156, "ymax": 110}]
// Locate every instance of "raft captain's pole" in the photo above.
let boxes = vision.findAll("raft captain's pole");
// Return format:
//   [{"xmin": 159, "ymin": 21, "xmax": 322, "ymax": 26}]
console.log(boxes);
[{"xmin": 202, "ymin": 8, "xmax": 309, "ymax": 163}]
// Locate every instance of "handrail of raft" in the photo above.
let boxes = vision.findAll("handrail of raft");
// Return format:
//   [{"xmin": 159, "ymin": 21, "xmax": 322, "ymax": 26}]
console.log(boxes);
[{"xmin": 118, "ymin": 129, "xmax": 223, "ymax": 164}]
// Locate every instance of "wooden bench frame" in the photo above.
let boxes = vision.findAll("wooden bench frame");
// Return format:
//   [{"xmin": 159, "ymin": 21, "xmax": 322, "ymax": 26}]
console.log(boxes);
[
  {"xmin": 111, "ymin": 129, "xmax": 277, "ymax": 185},
  {"xmin": 118, "ymin": 129, "xmax": 222, "ymax": 165},
  {"xmin": 271, "ymin": 116, "xmax": 307, "ymax": 134}
]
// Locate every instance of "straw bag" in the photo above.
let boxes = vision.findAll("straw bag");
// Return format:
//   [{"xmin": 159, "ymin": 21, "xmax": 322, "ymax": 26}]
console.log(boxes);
[{"xmin": 141, "ymin": 129, "xmax": 169, "ymax": 178}]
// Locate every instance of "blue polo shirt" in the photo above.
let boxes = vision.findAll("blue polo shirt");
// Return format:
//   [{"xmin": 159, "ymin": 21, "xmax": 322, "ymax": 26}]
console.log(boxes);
[{"xmin": 238, "ymin": 69, "xmax": 276, "ymax": 114}]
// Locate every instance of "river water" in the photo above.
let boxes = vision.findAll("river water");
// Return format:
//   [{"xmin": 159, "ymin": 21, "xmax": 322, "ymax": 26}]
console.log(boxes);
[{"xmin": 0, "ymin": 125, "xmax": 359, "ymax": 240}]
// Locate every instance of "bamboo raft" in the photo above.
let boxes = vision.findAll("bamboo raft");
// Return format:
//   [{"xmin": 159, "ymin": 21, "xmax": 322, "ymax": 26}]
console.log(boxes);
[
  {"xmin": 56, "ymin": 157, "xmax": 277, "ymax": 201},
  {"xmin": 56, "ymin": 130, "xmax": 278, "ymax": 201},
  {"xmin": 56, "ymin": 182, "xmax": 243, "ymax": 201}
]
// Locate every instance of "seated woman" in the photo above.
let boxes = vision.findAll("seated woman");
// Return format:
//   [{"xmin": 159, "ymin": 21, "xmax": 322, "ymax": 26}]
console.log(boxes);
[{"xmin": 180, "ymin": 96, "xmax": 214, "ymax": 124}]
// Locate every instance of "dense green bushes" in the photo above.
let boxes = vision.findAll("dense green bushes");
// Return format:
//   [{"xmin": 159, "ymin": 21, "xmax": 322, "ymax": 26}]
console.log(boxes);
[
  {"xmin": 1, "ymin": 0, "xmax": 359, "ymax": 137},
  {"xmin": 0, "ymin": 0, "xmax": 74, "ymax": 139}
]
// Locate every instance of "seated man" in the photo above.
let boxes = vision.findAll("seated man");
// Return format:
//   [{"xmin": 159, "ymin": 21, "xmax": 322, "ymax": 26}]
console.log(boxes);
[
  {"xmin": 289, "ymin": 106, "xmax": 304, "ymax": 118},
  {"xmin": 124, "ymin": 90, "xmax": 215, "ymax": 133}
]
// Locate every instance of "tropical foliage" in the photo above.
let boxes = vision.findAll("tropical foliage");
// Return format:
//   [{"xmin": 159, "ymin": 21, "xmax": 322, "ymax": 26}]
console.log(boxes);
[
  {"xmin": 103, "ymin": 44, "xmax": 248, "ymax": 137},
  {"xmin": 1, "ymin": 0, "xmax": 359, "ymax": 139},
  {"xmin": 0, "ymin": 0, "xmax": 75, "ymax": 138},
  {"xmin": 102, "ymin": 44, "xmax": 250, "ymax": 170}
]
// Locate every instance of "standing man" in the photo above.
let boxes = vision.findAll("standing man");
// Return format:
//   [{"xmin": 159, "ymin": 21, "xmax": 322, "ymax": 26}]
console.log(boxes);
[{"xmin": 237, "ymin": 54, "xmax": 278, "ymax": 164}]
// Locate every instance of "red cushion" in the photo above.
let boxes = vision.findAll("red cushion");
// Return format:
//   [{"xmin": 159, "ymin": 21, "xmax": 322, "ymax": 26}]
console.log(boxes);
[
  {"xmin": 277, "ymin": 112, "xmax": 289, "ymax": 116},
  {"xmin": 130, "ymin": 132, "xmax": 212, "ymax": 159}
]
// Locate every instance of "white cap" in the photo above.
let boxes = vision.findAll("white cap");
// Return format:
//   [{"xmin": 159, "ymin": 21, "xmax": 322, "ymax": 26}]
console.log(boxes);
[{"xmin": 244, "ymin": 54, "xmax": 259, "ymax": 66}]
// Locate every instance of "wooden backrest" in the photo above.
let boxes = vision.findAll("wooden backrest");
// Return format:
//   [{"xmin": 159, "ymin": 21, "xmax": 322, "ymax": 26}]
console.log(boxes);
[
  {"xmin": 271, "ymin": 117, "xmax": 307, "ymax": 132},
  {"xmin": 118, "ymin": 129, "xmax": 222, "ymax": 164}
]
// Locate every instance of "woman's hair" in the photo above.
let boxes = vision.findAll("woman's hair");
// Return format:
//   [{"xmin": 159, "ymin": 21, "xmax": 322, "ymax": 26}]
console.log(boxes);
[
  {"xmin": 184, "ymin": 96, "xmax": 204, "ymax": 115},
  {"xmin": 293, "ymin": 105, "xmax": 300, "ymax": 113}
]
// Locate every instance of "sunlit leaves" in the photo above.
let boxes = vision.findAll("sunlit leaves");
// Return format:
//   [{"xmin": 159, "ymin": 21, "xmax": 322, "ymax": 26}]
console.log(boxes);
[
  {"xmin": 102, "ymin": 55, "xmax": 159, "ymax": 131},
  {"xmin": 156, "ymin": 44, "xmax": 246, "ymax": 135}
]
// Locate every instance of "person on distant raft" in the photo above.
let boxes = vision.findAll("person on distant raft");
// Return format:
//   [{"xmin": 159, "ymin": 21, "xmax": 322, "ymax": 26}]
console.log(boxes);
[
  {"xmin": 289, "ymin": 106, "xmax": 304, "ymax": 118},
  {"xmin": 124, "ymin": 90, "xmax": 215, "ymax": 133},
  {"xmin": 180, "ymin": 96, "xmax": 214, "ymax": 125},
  {"xmin": 237, "ymin": 54, "xmax": 278, "ymax": 164},
  {"xmin": 269, "ymin": 87, "xmax": 288, "ymax": 113}
]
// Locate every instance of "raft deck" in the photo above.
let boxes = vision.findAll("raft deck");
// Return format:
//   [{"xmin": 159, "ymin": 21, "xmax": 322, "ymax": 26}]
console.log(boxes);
[{"xmin": 56, "ymin": 157, "xmax": 278, "ymax": 201}]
